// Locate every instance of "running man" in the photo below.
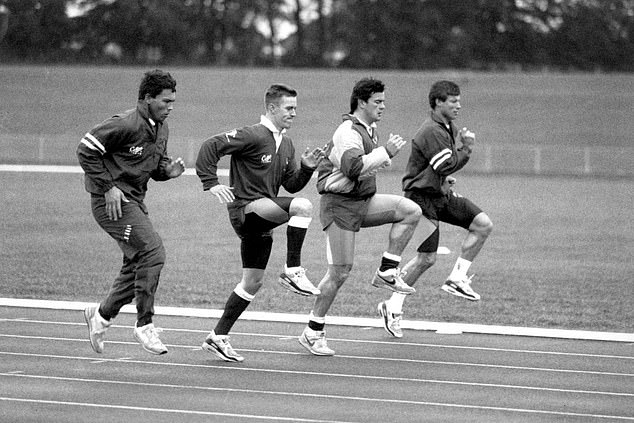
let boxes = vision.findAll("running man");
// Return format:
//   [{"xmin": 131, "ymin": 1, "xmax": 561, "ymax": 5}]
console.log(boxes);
[
  {"xmin": 78, "ymin": 69, "xmax": 185, "ymax": 355},
  {"xmin": 378, "ymin": 80, "xmax": 493, "ymax": 338},
  {"xmin": 298, "ymin": 77, "xmax": 423, "ymax": 356},
  {"xmin": 196, "ymin": 83, "xmax": 324, "ymax": 362}
]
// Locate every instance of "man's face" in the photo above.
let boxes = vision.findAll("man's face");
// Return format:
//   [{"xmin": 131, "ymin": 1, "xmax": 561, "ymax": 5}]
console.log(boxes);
[
  {"xmin": 268, "ymin": 95, "xmax": 297, "ymax": 131},
  {"xmin": 360, "ymin": 92, "xmax": 386, "ymax": 124},
  {"xmin": 436, "ymin": 94, "xmax": 461, "ymax": 122},
  {"xmin": 146, "ymin": 88, "xmax": 176, "ymax": 123}
]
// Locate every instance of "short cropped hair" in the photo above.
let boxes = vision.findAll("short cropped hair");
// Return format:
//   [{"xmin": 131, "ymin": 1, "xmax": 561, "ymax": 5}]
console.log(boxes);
[
  {"xmin": 138, "ymin": 69, "xmax": 177, "ymax": 100},
  {"xmin": 265, "ymin": 83, "xmax": 297, "ymax": 107},
  {"xmin": 349, "ymin": 77, "xmax": 385, "ymax": 114},
  {"xmin": 428, "ymin": 80, "xmax": 460, "ymax": 109}
]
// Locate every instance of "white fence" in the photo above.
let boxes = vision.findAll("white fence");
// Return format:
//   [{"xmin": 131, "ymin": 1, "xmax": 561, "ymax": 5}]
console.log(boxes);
[
  {"xmin": 1, "ymin": 135, "xmax": 632, "ymax": 178},
  {"xmin": 464, "ymin": 144, "xmax": 633, "ymax": 177}
]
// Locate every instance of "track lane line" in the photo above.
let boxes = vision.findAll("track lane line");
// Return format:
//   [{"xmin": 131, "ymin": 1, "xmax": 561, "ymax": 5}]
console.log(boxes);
[{"xmin": 1, "ymin": 374, "xmax": 632, "ymax": 421}]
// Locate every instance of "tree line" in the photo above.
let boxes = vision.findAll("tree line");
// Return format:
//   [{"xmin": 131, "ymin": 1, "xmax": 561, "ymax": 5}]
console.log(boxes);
[{"xmin": 0, "ymin": 0, "xmax": 632, "ymax": 72}]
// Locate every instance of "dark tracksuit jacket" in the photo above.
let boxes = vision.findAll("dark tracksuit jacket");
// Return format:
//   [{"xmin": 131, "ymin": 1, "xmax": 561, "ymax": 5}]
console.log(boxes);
[
  {"xmin": 77, "ymin": 101, "xmax": 173, "ymax": 209},
  {"xmin": 76, "ymin": 101, "xmax": 173, "ymax": 322},
  {"xmin": 402, "ymin": 111, "xmax": 471, "ymax": 196}
]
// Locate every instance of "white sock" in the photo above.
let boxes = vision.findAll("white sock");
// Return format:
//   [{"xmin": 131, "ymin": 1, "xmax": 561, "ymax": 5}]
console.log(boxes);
[
  {"xmin": 234, "ymin": 283, "xmax": 255, "ymax": 301},
  {"xmin": 386, "ymin": 292, "xmax": 407, "ymax": 315},
  {"xmin": 448, "ymin": 257, "xmax": 472, "ymax": 281},
  {"xmin": 285, "ymin": 264, "xmax": 300, "ymax": 273}
]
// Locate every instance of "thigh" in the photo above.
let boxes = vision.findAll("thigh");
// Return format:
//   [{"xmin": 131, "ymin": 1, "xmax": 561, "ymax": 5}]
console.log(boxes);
[
  {"xmin": 361, "ymin": 194, "xmax": 403, "ymax": 228},
  {"xmin": 92, "ymin": 197, "xmax": 162, "ymax": 257},
  {"xmin": 439, "ymin": 194, "xmax": 483, "ymax": 229},
  {"xmin": 244, "ymin": 197, "xmax": 293, "ymax": 230},
  {"xmin": 405, "ymin": 191, "xmax": 442, "ymax": 221},
  {"xmin": 325, "ymin": 223, "xmax": 356, "ymax": 265}
]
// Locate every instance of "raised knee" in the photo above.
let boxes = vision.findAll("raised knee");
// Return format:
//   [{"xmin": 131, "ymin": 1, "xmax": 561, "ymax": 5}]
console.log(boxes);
[
  {"xmin": 480, "ymin": 215, "xmax": 494, "ymax": 236},
  {"xmin": 291, "ymin": 197, "xmax": 313, "ymax": 216},
  {"xmin": 402, "ymin": 198, "xmax": 423, "ymax": 221}
]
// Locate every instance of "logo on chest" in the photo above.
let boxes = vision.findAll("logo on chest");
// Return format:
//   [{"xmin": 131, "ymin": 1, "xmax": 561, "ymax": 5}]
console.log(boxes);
[
  {"xmin": 129, "ymin": 146, "xmax": 144, "ymax": 156},
  {"xmin": 260, "ymin": 154, "xmax": 272, "ymax": 164}
]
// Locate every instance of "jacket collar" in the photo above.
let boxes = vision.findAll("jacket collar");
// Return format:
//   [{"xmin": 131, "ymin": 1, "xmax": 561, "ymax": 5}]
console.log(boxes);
[{"xmin": 137, "ymin": 101, "xmax": 156, "ymax": 127}]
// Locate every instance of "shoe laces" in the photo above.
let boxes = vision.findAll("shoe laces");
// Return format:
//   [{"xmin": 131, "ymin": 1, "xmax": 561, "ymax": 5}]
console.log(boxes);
[
  {"xmin": 392, "ymin": 267, "xmax": 407, "ymax": 283},
  {"xmin": 379, "ymin": 267, "xmax": 401, "ymax": 279},
  {"xmin": 217, "ymin": 335, "xmax": 232, "ymax": 346},
  {"xmin": 305, "ymin": 329, "xmax": 324, "ymax": 342},
  {"xmin": 146, "ymin": 326, "xmax": 164, "ymax": 342},
  {"xmin": 220, "ymin": 337, "xmax": 238, "ymax": 354},
  {"xmin": 313, "ymin": 332, "xmax": 328, "ymax": 347}
]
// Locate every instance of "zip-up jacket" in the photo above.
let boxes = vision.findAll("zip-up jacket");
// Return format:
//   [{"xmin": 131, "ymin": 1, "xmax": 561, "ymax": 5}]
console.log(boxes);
[
  {"xmin": 402, "ymin": 110, "xmax": 471, "ymax": 195},
  {"xmin": 317, "ymin": 114, "xmax": 391, "ymax": 198},
  {"xmin": 76, "ymin": 101, "xmax": 172, "ymax": 204}
]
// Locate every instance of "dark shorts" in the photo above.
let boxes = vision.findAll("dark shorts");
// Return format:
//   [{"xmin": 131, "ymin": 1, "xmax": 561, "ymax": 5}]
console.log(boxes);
[
  {"xmin": 405, "ymin": 190, "xmax": 482, "ymax": 230},
  {"xmin": 228, "ymin": 197, "xmax": 293, "ymax": 237}
]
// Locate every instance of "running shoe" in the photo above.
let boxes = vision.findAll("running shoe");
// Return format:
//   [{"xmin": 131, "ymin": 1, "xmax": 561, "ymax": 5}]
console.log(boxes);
[
  {"xmin": 133, "ymin": 323, "xmax": 168, "ymax": 355},
  {"xmin": 84, "ymin": 305, "xmax": 111, "ymax": 354},
  {"xmin": 202, "ymin": 331, "xmax": 244, "ymax": 362},
  {"xmin": 371, "ymin": 268, "xmax": 415, "ymax": 294},
  {"xmin": 298, "ymin": 327, "xmax": 335, "ymax": 356},
  {"xmin": 279, "ymin": 266, "xmax": 320, "ymax": 296},
  {"xmin": 441, "ymin": 275, "xmax": 480, "ymax": 301},
  {"xmin": 378, "ymin": 301, "xmax": 403, "ymax": 338}
]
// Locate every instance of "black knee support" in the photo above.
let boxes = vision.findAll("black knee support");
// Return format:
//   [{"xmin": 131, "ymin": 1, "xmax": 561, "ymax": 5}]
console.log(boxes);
[
  {"xmin": 417, "ymin": 227, "xmax": 439, "ymax": 253},
  {"xmin": 240, "ymin": 234, "xmax": 273, "ymax": 269}
]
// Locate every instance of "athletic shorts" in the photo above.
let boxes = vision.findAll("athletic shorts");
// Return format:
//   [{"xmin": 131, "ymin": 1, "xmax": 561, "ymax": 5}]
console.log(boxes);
[
  {"xmin": 321, "ymin": 193, "xmax": 408, "ymax": 265},
  {"xmin": 405, "ymin": 190, "xmax": 482, "ymax": 229},
  {"xmin": 319, "ymin": 193, "xmax": 372, "ymax": 232}
]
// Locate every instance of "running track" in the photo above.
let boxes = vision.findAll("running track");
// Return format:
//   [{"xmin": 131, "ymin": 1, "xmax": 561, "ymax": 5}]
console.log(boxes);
[{"xmin": 1, "ymin": 302, "xmax": 632, "ymax": 423}]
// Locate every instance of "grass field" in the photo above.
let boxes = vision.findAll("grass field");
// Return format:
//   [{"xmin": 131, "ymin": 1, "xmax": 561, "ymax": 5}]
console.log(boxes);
[
  {"xmin": 1, "ymin": 65, "xmax": 633, "ymax": 170},
  {"xmin": 1, "ymin": 168, "xmax": 632, "ymax": 333},
  {"xmin": 1, "ymin": 65, "xmax": 632, "ymax": 334}
]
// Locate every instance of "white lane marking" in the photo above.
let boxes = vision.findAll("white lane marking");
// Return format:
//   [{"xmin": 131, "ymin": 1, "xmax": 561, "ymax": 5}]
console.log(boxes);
[{"xmin": 1, "ymin": 374, "xmax": 633, "ymax": 421}]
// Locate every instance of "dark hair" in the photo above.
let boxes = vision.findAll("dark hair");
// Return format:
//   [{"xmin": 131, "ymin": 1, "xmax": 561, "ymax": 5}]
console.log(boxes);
[
  {"xmin": 265, "ymin": 83, "xmax": 297, "ymax": 106},
  {"xmin": 428, "ymin": 80, "xmax": 460, "ymax": 109},
  {"xmin": 138, "ymin": 69, "xmax": 177, "ymax": 100},
  {"xmin": 349, "ymin": 77, "xmax": 385, "ymax": 114}
]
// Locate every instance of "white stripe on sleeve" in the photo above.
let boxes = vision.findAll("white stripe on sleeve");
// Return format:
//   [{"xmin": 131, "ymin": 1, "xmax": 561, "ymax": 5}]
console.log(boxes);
[
  {"xmin": 80, "ymin": 139, "xmax": 99, "ymax": 151},
  {"xmin": 83, "ymin": 133, "xmax": 106, "ymax": 154},
  {"xmin": 430, "ymin": 148, "xmax": 452, "ymax": 170}
]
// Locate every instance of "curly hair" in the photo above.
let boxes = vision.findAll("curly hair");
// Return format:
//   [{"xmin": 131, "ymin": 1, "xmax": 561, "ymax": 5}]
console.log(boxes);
[{"xmin": 138, "ymin": 69, "xmax": 177, "ymax": 100}]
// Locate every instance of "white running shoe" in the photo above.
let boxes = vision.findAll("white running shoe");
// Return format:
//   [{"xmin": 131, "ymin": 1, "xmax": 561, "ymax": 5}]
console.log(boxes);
[
  {"xmin": 378, "ymin": 301, "xmax": 403, "ymax": 338},
  {"xmin": 202, "ymin": 331, "xmax": 244, "ymax": 362},
  {"xmin": 83, "ymin": 305, "xmax": 111, "ymax": 354},
  {"xmin": 441, "ymin": 275, "xmax": 480, "ymax": 301},
  {"xmin": 371, "ymin": 268, "xmax": 415, "ymax": 294},
  {"xmin": 298, "ymin": 327, "xmax": 335, "ymax": 356},
  {"xmin": 279, "ymin": 266, "xmax": 321, "ymax": 296},
  {"xmin": 133, "ymin": 323, "xmax": 168, "ymax": 355}
]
